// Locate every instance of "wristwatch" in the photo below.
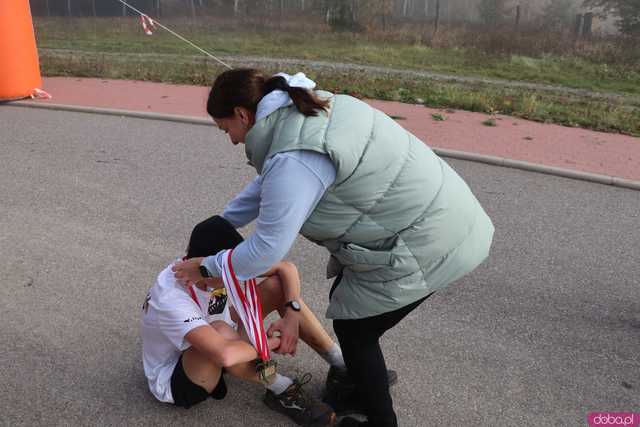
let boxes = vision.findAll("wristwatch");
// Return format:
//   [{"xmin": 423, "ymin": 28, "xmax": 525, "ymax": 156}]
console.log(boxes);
[
  {"xmin": 284, "ymin": 300, "xmax": 301, "ymax": 312},
  {"xmin": 199, "ymin": 263, "xmax": 212, "ymax": 278}
]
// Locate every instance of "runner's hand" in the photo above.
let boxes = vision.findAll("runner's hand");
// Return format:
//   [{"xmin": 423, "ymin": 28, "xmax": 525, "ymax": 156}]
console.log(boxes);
[
  {"xmin": 172, "ymin": 257, "xmax": 204, "ymax": 286},
  {"xmin": 267, "ymin": 314, "xmax": 300, "ymax": 356},
  {"xmin": 267, "ymin": 336, "xmax": 281, "ymax": 351}
]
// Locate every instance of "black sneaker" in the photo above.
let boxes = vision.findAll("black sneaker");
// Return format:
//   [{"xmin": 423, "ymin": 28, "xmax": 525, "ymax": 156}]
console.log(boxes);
[
  {"xmin": 323, "ymin": 367, "xmax": 398, "ymax": 416},
  {"xmin": 325, "ymin": 366, "xmax": 398, "ymax": 392},
  {"xmin": 337, "ymin": 416, "xmax": 369, "ymax": 427},
  {"xmin": 264, "ymin": 373, "xmax": 336, "ymax": 427}
]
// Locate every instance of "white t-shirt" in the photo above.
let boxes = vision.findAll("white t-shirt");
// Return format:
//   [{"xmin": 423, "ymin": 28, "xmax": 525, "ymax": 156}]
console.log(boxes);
[{"xmin": 141, "ymin": 261, "xmax": 235, "ymax": 403}]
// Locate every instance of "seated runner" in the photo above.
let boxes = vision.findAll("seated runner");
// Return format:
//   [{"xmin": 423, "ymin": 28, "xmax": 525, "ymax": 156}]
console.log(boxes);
[{"xmin": 141, "ymin": 215, "xmax": 348, "ymax": 426}]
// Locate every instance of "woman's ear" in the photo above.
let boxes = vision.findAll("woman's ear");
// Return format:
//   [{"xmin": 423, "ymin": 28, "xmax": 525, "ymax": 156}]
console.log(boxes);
[{"xmin": 234, "ymin": 107, "xmax": 255, "ymax": 127}]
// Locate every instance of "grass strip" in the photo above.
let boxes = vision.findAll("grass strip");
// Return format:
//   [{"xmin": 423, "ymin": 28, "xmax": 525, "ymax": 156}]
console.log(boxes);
[
  {"xmin": 34, "ymin": 18, "xmax": 640, "ymax": 96},
  {"xmin": 40, "ymin": 52, "xmax": 640, "ymax": 137}
]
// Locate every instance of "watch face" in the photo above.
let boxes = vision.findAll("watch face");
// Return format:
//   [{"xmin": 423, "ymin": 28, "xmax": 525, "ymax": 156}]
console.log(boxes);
[
  {"xmin": 290, "ymin": 300, "xmax": 301, "ymax": 311},
  {"xmin": 199, "ymin": 265, "xmax": 210, "ymax": 278}
]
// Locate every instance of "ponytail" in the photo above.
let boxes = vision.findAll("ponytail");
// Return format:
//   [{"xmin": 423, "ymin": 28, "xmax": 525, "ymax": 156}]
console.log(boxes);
[
  {"xmin": 207, "ymin": 68, "xmax": 329, "ymax": 119},
  {"xmin": 263, "ymin": 75, "xmax": 330, "ymax": 117}
]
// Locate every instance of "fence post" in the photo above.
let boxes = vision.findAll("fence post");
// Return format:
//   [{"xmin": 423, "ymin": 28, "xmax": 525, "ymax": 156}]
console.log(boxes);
[
  {"xmin": 573, "ymin": 13, "xmax": 583, "ymax": 37},
  {"xmin": 433, "ymin": 0, "xmax": 440, "ymax": 36},
  {"xmin": 583, "ymin": 12, "xmax": 593, "ymax": 36},
  {"xmin": 190, "ymin": 0, "xmax": 197, "ymax": 21}
]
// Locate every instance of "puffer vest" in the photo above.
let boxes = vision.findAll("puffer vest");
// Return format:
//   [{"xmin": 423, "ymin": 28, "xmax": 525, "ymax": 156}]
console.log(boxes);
[{"xmin": 245, "ymin": 91, "xmax": 494, "ymax": 319}]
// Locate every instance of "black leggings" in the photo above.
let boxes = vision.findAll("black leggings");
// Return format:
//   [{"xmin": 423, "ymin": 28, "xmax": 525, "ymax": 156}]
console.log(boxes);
[{"xmin": 333, "ymin": 293, "xmax": 432, "ymax": 427}]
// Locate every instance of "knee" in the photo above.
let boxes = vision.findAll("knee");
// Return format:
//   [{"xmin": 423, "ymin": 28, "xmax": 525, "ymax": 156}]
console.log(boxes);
[
  {"xmin": 334, "ymin": 319, "xmax": 376, "ymax": 344},
  {"xmin": 261, "ymin": 275, "xmax": 285, "ymax": 307},
  {"xmin": 333, "ymin": 319, "xmax": 350, "ymax": 340},
  {"xmin": 182, "ymin": 346, "xmax": 219, "ymax": 371},
  {"xmin": 279, "ymin": 261, "xmax": 299, "ymax": 277}
]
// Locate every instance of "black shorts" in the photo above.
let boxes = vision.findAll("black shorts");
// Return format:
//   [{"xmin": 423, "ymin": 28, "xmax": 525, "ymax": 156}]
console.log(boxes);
[{"xmin": 170, "ymin": 354, "xmax": 227, "ymax": 409}]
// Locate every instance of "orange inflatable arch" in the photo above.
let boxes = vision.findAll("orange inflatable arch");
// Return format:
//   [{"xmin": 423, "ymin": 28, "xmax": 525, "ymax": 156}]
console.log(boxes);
[{"xmin": 0, "ymin": 0, "xmax": 42, "ymax": 101}]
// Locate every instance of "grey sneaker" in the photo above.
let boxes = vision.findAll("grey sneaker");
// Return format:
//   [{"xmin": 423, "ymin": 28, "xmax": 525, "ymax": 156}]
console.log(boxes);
[{"xmin": 264, "ymin": 373, "xmax": 336, "ymax": 426}]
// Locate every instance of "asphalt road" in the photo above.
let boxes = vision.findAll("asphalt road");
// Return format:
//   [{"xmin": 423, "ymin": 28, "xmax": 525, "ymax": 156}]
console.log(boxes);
[{"xmin": 1, "ymin": 106, "xmax": 638, "ymax": 427}]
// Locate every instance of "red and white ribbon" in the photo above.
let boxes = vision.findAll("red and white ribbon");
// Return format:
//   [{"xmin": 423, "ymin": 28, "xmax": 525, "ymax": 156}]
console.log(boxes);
[
  {"xmin": 221, "ymin": 250, "xmax": 271, "ymax": 361},
  {"xmin": 30, "ymin": 88, "xmax": 52, "ymax": 100},
  {"xmin": 140, "ymin": 15, "xmax": 156, "ymax": 35},
  {"xmin": 117, "ymin": 0, "xmax": 232, "ymax": 69}
]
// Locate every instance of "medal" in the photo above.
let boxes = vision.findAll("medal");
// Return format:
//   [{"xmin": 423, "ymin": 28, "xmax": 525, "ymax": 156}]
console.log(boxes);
[{"xmin": 256, "ymin": 359, "xmax": 278, "ymax": 385}]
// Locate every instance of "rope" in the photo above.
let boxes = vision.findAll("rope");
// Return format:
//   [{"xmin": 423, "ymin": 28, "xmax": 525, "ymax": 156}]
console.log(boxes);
[{"xmin": 114, "ymin": 0, "xmax": 233, "ymax": 70}]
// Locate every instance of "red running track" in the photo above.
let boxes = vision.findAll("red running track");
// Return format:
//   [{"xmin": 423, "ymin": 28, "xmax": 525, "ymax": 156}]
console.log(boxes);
[{"xmin": 28, "ymin": 77, "xmax": 640, "ymax": 181}]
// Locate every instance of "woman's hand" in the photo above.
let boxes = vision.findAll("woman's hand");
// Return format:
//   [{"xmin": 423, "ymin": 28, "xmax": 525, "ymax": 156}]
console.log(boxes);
[
  {"xmin": 172, "ymin": 257, "xmax": 204, "ymax": 286},
  {"xmin": 267, "ymin": 312, "xmax": 300, "ymax": 356}
]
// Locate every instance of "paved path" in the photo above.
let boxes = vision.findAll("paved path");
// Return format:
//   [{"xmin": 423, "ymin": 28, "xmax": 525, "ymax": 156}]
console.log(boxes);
[
  {"xmin": 1, "ymin": 106, "xmax": 638, "ymax": 426},
  {"xmin": 18, "ymin": 77, "xmax": 640, "ymax": 181}
]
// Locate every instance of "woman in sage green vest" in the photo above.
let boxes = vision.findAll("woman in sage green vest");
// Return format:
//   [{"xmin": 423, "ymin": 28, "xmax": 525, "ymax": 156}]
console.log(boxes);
[{"xmin": 173, "ymin": 69, "xmax": 494, "ymax": 427}]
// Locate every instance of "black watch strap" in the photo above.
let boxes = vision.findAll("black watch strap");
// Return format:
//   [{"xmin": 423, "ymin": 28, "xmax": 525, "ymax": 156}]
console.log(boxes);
[
  {"xmin": 285, "ymin": 300, "xmax": 301, "ymax": 312},
  {"xmin": 199, "ymin": 265, "xmax": 211, "ymax": 278}
]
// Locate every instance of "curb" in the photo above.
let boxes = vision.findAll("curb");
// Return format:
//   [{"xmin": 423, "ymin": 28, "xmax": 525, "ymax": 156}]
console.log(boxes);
[
  {"xmin": 8, "ymin": 100, "xmax": 213, "ymax": 127},
  {"xmin": 7, "ymin": 101, "xmax": 640, "ymax": 192},
  {"xmin": 433, "ymin": 149, "xmax": 640, "ymax": 191}
]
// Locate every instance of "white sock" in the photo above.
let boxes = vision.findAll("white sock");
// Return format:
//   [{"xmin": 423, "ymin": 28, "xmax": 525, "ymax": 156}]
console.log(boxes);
[
  {"xmin": 321, "ymin": 343, "xmax": 346, "ymax": 370},
  {"xmin": 266, "ymin": 373, "xmax": 294, "ymax": 395}
]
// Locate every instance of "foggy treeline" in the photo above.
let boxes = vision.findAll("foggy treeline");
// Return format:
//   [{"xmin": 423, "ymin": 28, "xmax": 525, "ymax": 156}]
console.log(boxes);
[{"xmin": 29, "ymin": 0, "xmax": 629, "ymax": 35}]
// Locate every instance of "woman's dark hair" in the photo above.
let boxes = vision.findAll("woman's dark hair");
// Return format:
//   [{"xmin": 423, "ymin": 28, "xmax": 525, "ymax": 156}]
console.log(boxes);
[{"xmin": 207, "ymin": 68, "xmax": 329, "ymax": 119}]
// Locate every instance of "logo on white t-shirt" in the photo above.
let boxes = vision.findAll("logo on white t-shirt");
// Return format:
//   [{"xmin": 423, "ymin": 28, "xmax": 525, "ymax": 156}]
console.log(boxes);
[{"xmin": 208, "ymin": 295, "xmax": 227, "ymax": 315}]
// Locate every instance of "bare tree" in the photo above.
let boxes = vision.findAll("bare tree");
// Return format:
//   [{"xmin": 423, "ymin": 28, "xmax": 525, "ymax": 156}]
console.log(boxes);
[
  {"xmin": 381, "ymin": 0, "xmax": 392, "ymax": 30},
  {"xmin": 541, "ymin": 0, "xmax": 576, "ymax": 31},
  {"xmin": 478, "ymin": 0, "xmax": 510, "ymax": 27},
  {"xmin": 583, "ymin": 0, "xmax": 640, "ymax": 34}
]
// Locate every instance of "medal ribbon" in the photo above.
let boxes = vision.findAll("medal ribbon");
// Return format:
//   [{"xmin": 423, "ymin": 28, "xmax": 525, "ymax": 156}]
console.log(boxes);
[{"xmin": 220, "ymin": 249, "xmax": 270, "ymax": 362}]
